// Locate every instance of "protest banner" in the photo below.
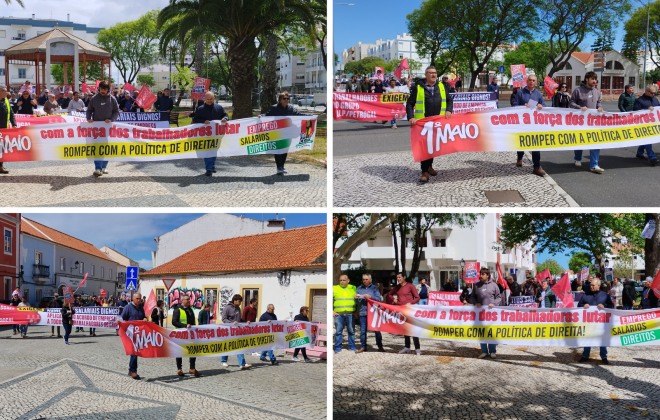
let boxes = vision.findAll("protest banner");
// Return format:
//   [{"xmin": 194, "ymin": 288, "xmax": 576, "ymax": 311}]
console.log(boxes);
[
  {"xmin": 641, "ymin": 219, "xmax": 656, "ymax": 239},
  {"xmin": 465, "ymin": 262, "xmax": 480, "ymax": 284},
  {"xmin": 605, "ymin": 267, "xmax": 613, "ymax": 283},
  {"xmin": 100, "ymin": 289, "xmax": 107, "ymax": 298},
  {"xmin": 117, "ymin": 320, "xmax": 316, "ymax": 358},
  {"xmin": 428, "ymin": 291, "xmax": 462, "ymax": 306},
  {"xmin": 374, "ymin": 67, "xmax": 384, "ymax": 81},
  {"xmin": 0, "ymin": 115, "xmax": 315, "ymax": 163},
  {"xmin": 509, "ymin": 295, "xmax": 538, "ymax": 308},
  {"xmin": 0, "ymin": 304, "xmax": 120, "ymax": 328},
  {"xmin": 67, "ymin": 111, "xmax": 171, "ymax": 129},
  {"xmin": 511, "ymin": 65, "xmax": 526, "ymax": 87},
  {"xmin": 191, "ymin": 77, "xmax": 210, "ymax": 101},
  {"xmin": 63, "ymin": 286, "xmax": 74, "ymax": 304},
  {"xmin": 134, "ymin": 85, "xmax": 157, "ymax": 109},
  {"xmin": 367, "ymin": 299, "xmax": 660, "ymax": 347},
  {"xmin": 581, "ymin": 266, "xmax": 590, "ymax": 281},
  {"xmin": 333, "ymin": 92, "xmax": 496, "ymax": 121},
  {"xmin": 409, "ymin": 107, "xmax": 660, "ymax": 162},
  {"xmin": 62, "ymin": 85, "xmax": 71, "ymax": 94}
]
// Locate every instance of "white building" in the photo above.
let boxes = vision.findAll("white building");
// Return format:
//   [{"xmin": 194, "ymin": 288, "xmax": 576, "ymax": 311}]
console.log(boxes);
[
  {"xmin": 341, "ymin": 42, "xmax": 374, "ymax": 66},
  {"xmin": 366, "ymin": 33, "xmax": 430, "ymax": 78},
  {"xmin": 0, "ymin": 15, "xmax": 101, "ymax": 85},
  {"xmin": 139, "ymin": 224, "xmax": 327, "ymax": 324},
  {"xmin": 151, "ymin": 214, "xmax": 286, "ymax": 269},
  {"xmin": 277, "ymin": 43, "xmax": 327, "ymax": 94},
  {"xmin": 341, "ymin": 214, "xmax": 535, "ymax": 291},
  {"xmin": 547, "ymin": 51, "xmax": 640, "ymax": 94}
]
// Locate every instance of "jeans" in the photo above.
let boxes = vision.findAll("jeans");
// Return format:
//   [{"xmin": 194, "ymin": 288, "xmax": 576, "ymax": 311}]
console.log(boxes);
[
  {"xmin": 480, "ymin": 343, "xmax": 497, "ymax": 354},
  {"xmin": 275, "ymin": 153, "xmax": 287, "ymax": 169},
  {"xmin": 129, "ymin": 355, "xmax": 138, "ymax": 373},
  {"xmin": 359, "ymin": 315, "xmax": 382, "ymax": 349},
  {"xmin": 20, "ymin": 325, "xmax": 28, "ymax": 335},
  {"xmin": 574, "ymin": 149, "xmax": 600, "ymax": 169},
  {"xmin": 13, "ymin": 324, "xmax": 19, "ymax": 333},
  {"xmin": 517, "ymin": 151, "xmax": 541, "ymax": 168},
  {"xmin": 637, "ymin": 145, "xmax": 657, "ymax": 160},
  {"xmin": 419, "ymin": 298, "xmax": 428, "ymax": 305},
  {"xmin": 176, "ymin": 357, "xmax": 196, "ymax": 370},
  {"xmin": 203, "ymin": 157, "xmax": 216, "ymax": 171},
  {"xmin": 221, "ymin": 354, "xmax": 246, "ymax": 366},
  {"xmin": 623, "ymin": 305, "xmax": 633, "ymax": 310},
  {"xmin": 582, "ymin": 346, "xmax": 607, "ymax": 360},
  {"xmin": 63, "ymin": 323, "xmax": 71, "ymax": 343},
  {"xmin": 391, "ymin": 118, "xmax": 397, "ymax": 127},
  {"xmin": 334, "ymin": 313, "xmax": 356, "ymax": 352},
  {"xmin": 260, "ymin": 350, "xmax": 276, "ymax": 361},
  {"xmin": 404, "ymin": 336, "xmax": 420, "ymax": 350},
  {"xmin": 93, "ymin": 160, "xmax": 109, "ymax": 171},
  {"xmin": 293, "ymin": 347, "xmax": 308, "ymax": 358}
]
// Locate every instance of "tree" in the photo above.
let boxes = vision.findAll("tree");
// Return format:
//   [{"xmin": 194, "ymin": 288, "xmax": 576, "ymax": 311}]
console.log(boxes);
[
  {"xmin": 344, "ymin": 56, "xmax": 387, "ymax": 78},
  {"xmin": 622, "ymin": 1, "xmax": 660, "ymax": 67},
  {"xmin": 50, "ymin": 63, "xmax": 105, "ymax": 85},
  {"xmin": 96, "ymin": 10, "xmax": 160, "ymax": 84},
  {"xmin": 540, "ymin": 0, "xmax": 631, "ymax": 77},
  {"xmin": 389, "ymin": 214, "xmax": 481, "ymax": 280},
  {"xmin": 537, "ymin": 259, "xmax": 564, "ymax": 276},
  {"xmin": 590, "ymin": 29, "xmax": 615, "ymax": 54},
  {"xmin": 499, "ymin": 214, "xmax": 645, "ymax": 278},
  {"xmin": 568, "ymin": 252, "xmax": 593, "ymax": 275},
  {"xmin": 137, "ymin": 74, "xmax": 156, "ymax": 87},
  {"xmin": 158, "ymin": 0, "xmax": 316, "ymax": 119},
  {"xmin": 644, "ymin": 213, "xmax": 660, "ymax": 280},
  {"xmin": 503, "ymin": 41, "xmax": 552, "ymax": 81},
  {"xmin": 171, "ymin": 65, "xmax": 197, "ymax": 106},
  {"xmin": 613, "ymin": 250, "xmax": 635, "ymax": 280},
  {"xmin": 383, "ymin": 58, "xmax": 423, "ymax": 74},
  {"xmin": 333, "ymin": 214, "xmax": 399, "ymax": 284}
]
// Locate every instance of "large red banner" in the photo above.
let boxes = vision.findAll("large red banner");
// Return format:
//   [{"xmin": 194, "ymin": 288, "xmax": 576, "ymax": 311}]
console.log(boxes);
[
  {"xmin": 333, "ymin": 92, "xmax": 408, "ymax": 121},
  {"xmin": 428, "ymin": 291, "xmax": 462, "ymax": 306}
]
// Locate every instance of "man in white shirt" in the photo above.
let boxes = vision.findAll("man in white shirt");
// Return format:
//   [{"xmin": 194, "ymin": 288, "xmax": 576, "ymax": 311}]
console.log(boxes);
[{"xmin": 67, "ymin": 91, "xmax": 85, "ymax": 112}]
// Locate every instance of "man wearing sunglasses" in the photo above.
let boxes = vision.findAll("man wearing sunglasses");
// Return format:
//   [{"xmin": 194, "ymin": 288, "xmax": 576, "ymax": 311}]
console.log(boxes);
[
  {"xmin": 260, "ymin": 92, "xmax": 310, "ymax": 174},
  {"xmin": 569, "ymin": 72, "xmax": 605, "ymax": 173}
]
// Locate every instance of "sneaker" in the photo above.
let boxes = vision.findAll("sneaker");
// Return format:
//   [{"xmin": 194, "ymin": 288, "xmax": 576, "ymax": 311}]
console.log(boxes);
[
  {"xmin": 240, "ymin": 364, "xmax": 252, "ymax": 370},
  {"xmin": 93, "ymin": 170, "xmax": 102, "ymax": 177},
  {"xmin": 601, "ymin": 358, "xmax": 609, "ymax": 365},
  {"xmin": 574, "ymin": 160, "xmax": 582, "ymax": 168},
  {"xmin": 415, "ymin": 349, "xmax": 422, "ymax": 356},
  {"xmin": 102, "ymin": 169, "xmax": 109, "ymax": 174},
  {"xmin": 221, "ymin": 363, "xmax": 229, "ymax": 367},
  {"xmin": 399, "ymin": 348, "xmax": 411, "ymax": 354},
  {"xmin": 271, "ymin": 360, "xmax": 279, "ymax": 365},
  {"xmin": 478, "ymin": 353, "xmax": 488, "ymax": 359},
  {"xmin": 277, "ymin": 167, "xmax": 285, "ymax": 174},
  {"xmin": 281, "ymin": 168, "xmax": 287, "ymax": 174},
  {"xmin": 65, "ymin": 341, "xmax": 69, "ymax": 345},
  {"xmin": 490, "ymin": 353, "xmax": 497, "ymax": 359},
  {"xmin": 205, "ymin": 170, "xmax": 213, "ymax": 176},
  {"xmin": 304, "ymin": 358, "xmax": 312, "ymax": 363},
  {"xmin": 590, "ymin": 165, "xmax": 605, "ymax": 173},
  {"xmin": 292, "ymin": 356, "xmax": 300, "ymax": 362}
]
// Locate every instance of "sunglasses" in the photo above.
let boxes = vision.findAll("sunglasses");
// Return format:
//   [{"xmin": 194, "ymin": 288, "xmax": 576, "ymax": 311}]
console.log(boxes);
[{"xmin": 282, "ymin": 98, "xmax": 290, "ymax": 101}]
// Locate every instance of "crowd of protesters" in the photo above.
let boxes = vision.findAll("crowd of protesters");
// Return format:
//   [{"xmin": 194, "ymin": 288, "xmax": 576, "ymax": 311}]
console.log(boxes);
[{"xmin": 334, "ymin": 268, "xmax": 659, "ymax": 364}]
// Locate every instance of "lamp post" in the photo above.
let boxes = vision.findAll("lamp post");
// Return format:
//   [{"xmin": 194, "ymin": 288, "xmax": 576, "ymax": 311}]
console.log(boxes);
[
  {"xmin": 604, "ymin": 258, "xmax": 610, "ymax": 283},
  {"xmin": 460, "ymin": 258, "xmax": 466, "ymax": 289}
]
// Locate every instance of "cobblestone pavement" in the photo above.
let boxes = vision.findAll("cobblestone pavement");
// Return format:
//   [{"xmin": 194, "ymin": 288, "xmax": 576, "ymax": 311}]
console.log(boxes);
[
  {"xmin": 333, "ymin": 151, "xmax": 571, "ymax": 207},
  {"xmin": 333, "ymin": 328, "xmax": 660, "ymax": 420},
  {"xmin": 0, "ymin": 155, "xmax": 326, "ymax": 207},
  {"xmin": 0, "ymin": 326, "xmax": 326, "ymax": 420}
]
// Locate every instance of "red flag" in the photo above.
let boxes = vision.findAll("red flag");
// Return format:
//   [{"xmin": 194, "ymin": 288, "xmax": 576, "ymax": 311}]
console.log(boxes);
[
  {"xmin": 394, "ymin": 58, "xmax": 409, "ymax": 79},
  {"xmin": 497, "ymin": 262, "xmax": 510, "ymax": 290},
  {"xmin": 144, "ymin": 289, "xmax": 157, "ymax": 316},
  {"xmin": 95, "ymin": 80, "xmax": 100, "ymax": 90},
  {"xmin": 551, "ymin": 273, "xmax": 575, "ymax": 307},
  {"xmin": 536, "ymin": 269, "xmax": 551, "ymax": 282},
  {"xmin": 650, "ymin": 269, "xmax": 660, "ymax": 298},
  {"xmin": 544, "ymin": 76, "xmax": 559, "ymax": 98},
  {"xmin": 81, "ymin": 83, "xmax": 92, "ymax": 94},
  {"xmin": 210, "ymin": 301, "xmax": 218, "ymax": 322},
  {"xmin": 79, "ymin": 273, "xmax": 88, "ymax": 288},
  {"xmin": 656, "ymin": 81, "xmax": 660, "ymax": 90},
  {"xmin": 124, "ymin": 82, "xmax": 137, "ymax": 93},
  {"xmin": 134, "ymin": 85, "xmax": 157, "ymax": 109}
]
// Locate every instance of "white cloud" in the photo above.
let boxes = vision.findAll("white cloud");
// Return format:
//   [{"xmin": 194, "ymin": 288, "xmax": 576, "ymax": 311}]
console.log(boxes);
[{"xmin": 137, "ymin": 258, "xmax": 153, "ymax": 271}]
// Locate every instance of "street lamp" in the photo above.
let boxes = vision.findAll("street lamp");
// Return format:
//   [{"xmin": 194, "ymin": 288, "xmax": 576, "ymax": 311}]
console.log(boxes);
[{"xmin": 460, "ymin": 258, "xmax": 465, "ymax": 289}]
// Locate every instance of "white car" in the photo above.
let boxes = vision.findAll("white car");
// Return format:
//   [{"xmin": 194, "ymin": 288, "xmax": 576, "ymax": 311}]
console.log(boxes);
[{"xmin": 297, "ymin": 95, "xmax": 316, "ymax": 106}]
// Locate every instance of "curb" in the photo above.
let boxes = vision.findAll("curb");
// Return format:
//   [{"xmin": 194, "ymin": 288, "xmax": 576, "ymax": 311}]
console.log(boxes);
[{"xmin": 525, "ymin": 151, "xmax": 579, "ymax": 207}]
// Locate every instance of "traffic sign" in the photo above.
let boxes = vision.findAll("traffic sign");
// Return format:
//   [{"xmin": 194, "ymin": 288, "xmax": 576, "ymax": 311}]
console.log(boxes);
[
  {"xmin": 126, "ymin": 279, "xmax": 137, "ymax": 291},
  {"xmin": 594, "ymin": 264, "xmax": 600, "ymax": 270},
  {"xmin": 127, "ymin": 266, "xmax": 138, "ymax": 280},
  {"xmin": 500, "ymin": 65, "xmax": 504, "ymax": 73},
  {"xmin": 162, "ymin": 279, "xmax": 176, "ymax": 291}
]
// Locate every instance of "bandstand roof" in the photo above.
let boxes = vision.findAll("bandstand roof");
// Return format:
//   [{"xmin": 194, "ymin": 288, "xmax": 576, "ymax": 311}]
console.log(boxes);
[{"xmin": 4, "ymin": 27, "xmax": 110, "ymax": 61}]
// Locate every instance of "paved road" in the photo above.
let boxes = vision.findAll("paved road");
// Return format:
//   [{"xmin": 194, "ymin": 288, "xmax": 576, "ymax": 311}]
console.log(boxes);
[
  {"xmin": 0, "ymin": 155, "xmax": 326, "ymax": 207},
  {"xmin": 0, "ymin": 325, "xmax": 326, "ymax": 420},
  {"xmin": 334, "ymin": 329, "xmax": 660, "ymax": 420},
  {"xmin": 334, "ymin": 101, "xmax": 659, "ymax": 207}
]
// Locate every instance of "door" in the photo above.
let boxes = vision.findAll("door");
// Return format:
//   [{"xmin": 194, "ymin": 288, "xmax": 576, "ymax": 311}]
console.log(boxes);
[
  {"xmin": 35, "ymin": 251, "xmax": 43, "ymax": 276},
  {"xmin": 243, "ymin": 288, "xmax": 259, "ymax": 315},
  {"xmin": 311, "ymin": 289, "xmax": 327, "ymax": 323},
  {"xmin": 4, "ymin": 277, "xmax": 11, "ymax": 300},
  {"xmin": 205, "ymin": 288, "xmax": 218, "ymax": 318}
]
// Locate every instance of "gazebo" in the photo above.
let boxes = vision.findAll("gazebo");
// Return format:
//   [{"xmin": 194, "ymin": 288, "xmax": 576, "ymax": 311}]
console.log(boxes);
[{"xmin": 3, "ymin": 26, "xmax": 111, "ymax": 93}]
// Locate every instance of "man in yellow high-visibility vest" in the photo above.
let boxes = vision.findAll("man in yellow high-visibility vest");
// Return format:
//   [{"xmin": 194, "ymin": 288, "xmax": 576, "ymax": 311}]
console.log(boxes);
[
  {"xmin": 0, "ymin": 86, "xmax": 17, "ymax": 174},
  {"xmin": 333, "ymin": 274, "xmax": 357, "ymax": 353},
  {"xmin": 172, "ymin": 294, "xmax": 202, "ymax": 377},
  {"xmin": 406, "ymin": 66, "xmax": 453, "ymax": 183}
]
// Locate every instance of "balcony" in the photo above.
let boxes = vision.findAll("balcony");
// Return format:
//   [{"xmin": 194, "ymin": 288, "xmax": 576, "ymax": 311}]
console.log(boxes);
[
  {"xmin": 33, "ymin": 264, "xmax": 50, "ymax": 280},
  {"xmin": 360, "ymin": 247, "xmax": 395, "ymax": 260},
  {"xmin": 425, "ymin": 247, "xmax": 454, "ymax": 260}
]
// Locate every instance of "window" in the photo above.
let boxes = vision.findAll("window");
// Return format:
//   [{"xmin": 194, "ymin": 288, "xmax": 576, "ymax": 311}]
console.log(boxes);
[
  {"xmin": 35, "ymin": 289, "xmax": 42, "ymax": 302},
  {"xmin": 0, "ymin": 30, "xmax": 5, "ymax": 38},
  {"xmin": 613, "ymin": 76, "xmax": 624, "ymax": 90},
  {"xmin": 0, "ymin": 69, "xmax": 4, "ymax": 77},
  {"xmin": 16, "ymin": 31, "xmax": 25, "ymax": 40},
  {"xmin": 601, "ymin": 76, "xmax": 610, "ymax": 90},
  {"xmin": 4, "ymin": 277, "xmax": 11, "ymax": 300},
  {"xmin": 242, "ymin": 288, "xmax": 259, "ymax": 314},
  {"xmin": 629, "ymin": 77, "xmax": 636, "ymax": 86},
  {"xmin": 399, "ymin": 42, "xmax": 403, "ymax": 47},
  {"xmin": 60, "ymin": 257, "xmax": 65, "ymax": 271},
  {"xmin": 4, "ymin": 228, "xmax": 11, "ymax": 255},
  {"xmin": 435, "ymin": 238, "xmax": 446, "ymax": 247},
  {"xmin": 162, "ymin": 76, "xmax": 167, "ymax": 80},
  {"xmin": 205, "ymin": 288, "xmax": 218, "ymax": 317},
  {"xmin": 35, "ymin": 251, "xmax": 43, "ymax": 265},
  {"xmin": 18, "ymin": 68, "xmax": 26, "ymax": 78},
  {"xmin": 615, "ymin": 61, "xmax": 624, "ymax": 70},
  {"xmin": 91, "ymin": 265, "xmax": 95, "ymax": 276},
  {"xmin": 110, "ymin": 269, "xmax": 113, "ymax": 280},
  {"xmin": 559, "ymin": 62, "xmax": 572, "ymax": 70},
  {"xmin": 23, "ymin": 288, "xmax": 29, "ymax": 302},
  {"xmin": 156, "ymin": 288, "xmax": 165, "ymax": 302},
  {"xmin": 79, "ymin": 262, "xmax": 84, "ymax": 274},
  {"xmin": 297, "ymin": 62, "xmax": 305, "ymax": 66},
  {"xmin": 297, "ymin": 47, "xmax": 306, "ymax": 52},
  {"xmin": 575, "ymin": 76, "xmax": 581, "ymax": 86},
  {"xmin": 101, "ymin": 267, "xmax": 105, "ymax": 278},
  {"xmin": 0, "ymin": 51, "xmax": 4, "ymax": 56}
]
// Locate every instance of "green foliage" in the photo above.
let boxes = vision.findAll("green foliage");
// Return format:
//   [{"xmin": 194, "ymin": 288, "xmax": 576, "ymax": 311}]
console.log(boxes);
[
  {"xmin": 171, "ymin": 65, "xmax": 197, "ymax": 90},
  {"xmin": 96, "ymin": 10, "xmax": 160, "ymax": 84},
  {"xmin": 537, "ymin": 259, "xmax": 565, "ymax": 276},
  {"xmin": 137, "ymin": 74, "xmax": 156, "ymax": 87},
  {"xmin": 50, "ymin": 63, "xmax": 105, "ymax": 85},
  {"xmin": 622, "ymin": 1, "xmax": 660, "ymax": 66},
  {"xmin": 344, "ymin": 56, "xmax": 387, "ymax": 78},
  {"xmin": 568, "ymin": 252, "xmax": 593, "ymax": 275},
  {"xmin": 613, "ymin": 250, "xmax": 635, "ymax": 279},
  {"xmin": 383, "ymin": 58, "xmax": 423, "ymax": 74},
  {"xmin": 342, "ymin": 263, "xmax": 370, "ymax": 287},
  {"xmin": 503, "ymin": 41, "xmax": 552, "ymax": 81}
]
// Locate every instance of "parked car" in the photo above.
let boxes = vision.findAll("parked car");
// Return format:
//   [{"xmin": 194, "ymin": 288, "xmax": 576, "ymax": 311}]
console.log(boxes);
[{"xmin": 297, "ymin": 95, "xmax": 316, "ymax": 106}]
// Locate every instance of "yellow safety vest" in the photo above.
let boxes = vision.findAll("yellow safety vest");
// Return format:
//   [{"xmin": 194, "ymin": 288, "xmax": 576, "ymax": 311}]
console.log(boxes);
[
  {"xmin": 174, "ymin": 307, "xmax": 188, "ymax": 329},
  {"xmin": 414, "ymin": 82, "xmax": 446, "ymax": 119},
  {"xmin": 333, "ymin": 284, "xmax": 357, "ymax": 313},
  {"xmin": 3, "ymin": 98, "xmax": 10, "ymax": 127}
]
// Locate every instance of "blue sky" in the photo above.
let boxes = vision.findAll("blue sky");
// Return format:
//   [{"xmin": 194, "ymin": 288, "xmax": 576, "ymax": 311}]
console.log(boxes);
[
  {"xmin": 537, "ymin": 248, "xmax": 587, "ymax": 270},
  {"xmin": 23, "ymin": 213, "xmax": 327, "ymax": 271},
  {"xmin": 334, "ymin": 1, "xmax": 627, "ymax": 64}
]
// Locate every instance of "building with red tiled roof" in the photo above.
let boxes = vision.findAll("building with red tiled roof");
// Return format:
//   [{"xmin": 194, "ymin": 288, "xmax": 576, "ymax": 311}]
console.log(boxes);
[
  {"xmin": 140, "ymin": 224, "xmax": 328, "ymax": 323},
  {"xmin": 19, "ymin": 217, "xmax": 129, "ymax": 305}
]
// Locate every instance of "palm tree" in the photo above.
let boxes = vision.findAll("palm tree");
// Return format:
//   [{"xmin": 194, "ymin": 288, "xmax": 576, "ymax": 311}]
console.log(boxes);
[
  {"xmin": 158, "ymin": 0, "xmax": 316, "ymax": 119},
  {"xmin": 4, "ymin": 0, "xmax": 25, "ymax": 6}
]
